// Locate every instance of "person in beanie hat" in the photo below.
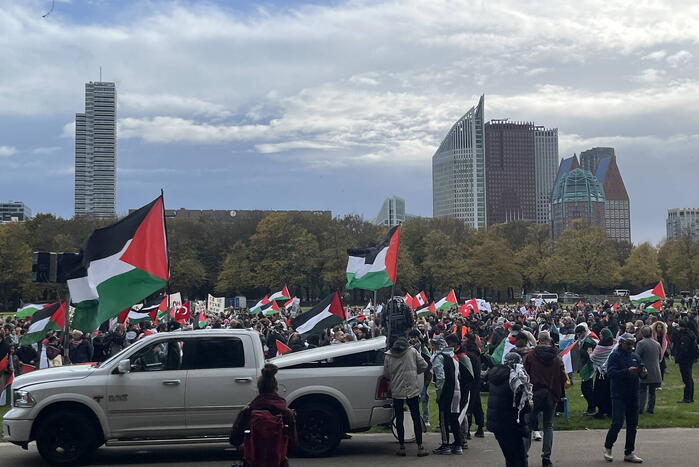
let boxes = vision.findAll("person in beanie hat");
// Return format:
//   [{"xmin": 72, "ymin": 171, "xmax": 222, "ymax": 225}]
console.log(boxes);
[{"xmin": 603, "ymin": 333, "xmax": 645, "ymax": 463}]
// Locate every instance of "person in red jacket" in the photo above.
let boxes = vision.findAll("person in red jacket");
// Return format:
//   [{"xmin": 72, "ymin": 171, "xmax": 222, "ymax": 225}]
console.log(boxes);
[{"xmin": 230, "ymin": 363, "xmax": 296, "ymax": 467}]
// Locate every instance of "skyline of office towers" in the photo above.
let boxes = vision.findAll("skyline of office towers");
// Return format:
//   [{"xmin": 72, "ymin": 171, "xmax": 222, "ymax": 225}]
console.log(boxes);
[
  {"xmin": 432, "ymin": 95, "xmax": 486, "ymax": 229},
  {"xmin": 75, "ymin": 81, "xmax": 117, "ymax": 219},
  {"xmin": 484, "ymin": 120, "xmax": 536, "ymax": 226},
  {"xmin": 580, "ymin": 147, "xmax": 631, "ymax": 243},
  {"xmin": 0, "ymin": 201, "xmax": 32, "ymax": 224},
  {"xmin": 534, "ymin": 126, "xmax": 559, "ymax": 225},
  {"xmin": 667, "ymin": 208, "xmax": 699, "ymax": 241},
  {"xmin": 551, "ymin": 157, "xmax": 607, "ymax": 239}
]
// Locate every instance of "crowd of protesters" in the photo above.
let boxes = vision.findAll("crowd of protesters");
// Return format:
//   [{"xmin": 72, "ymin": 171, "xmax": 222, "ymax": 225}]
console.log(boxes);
[{"xmin": 1, "ymin": 295, "xmax": 698, "ymax": 465}]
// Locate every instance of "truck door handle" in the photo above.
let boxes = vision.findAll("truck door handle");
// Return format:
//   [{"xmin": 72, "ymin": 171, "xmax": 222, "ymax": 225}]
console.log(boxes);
[
  {"xmin": 235, "ymin": 377, "xmax": 253, "ymax": 383},
  {"xmin": 162, "ymin": 380, "xmax": 181, "ymax": 386}
]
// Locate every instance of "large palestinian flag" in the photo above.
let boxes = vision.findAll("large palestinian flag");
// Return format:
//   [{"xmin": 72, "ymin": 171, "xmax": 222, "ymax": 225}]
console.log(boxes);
[
  {"xmin": 20, "ymin": 301, "xmax": 66, "ymax": 346},
  {"xmin": 68, "ymin": 196, "xmax": 169, "ymax": 333},
  {"xmin": 291, "ymin": 292, "xmax": 345, "ymax": 335},
  {"xmin": 15, "ymin": 303, "xmax": 45, "ymax": 319},
  {"xmin": 345, "ymin": 225, "xmax": 400, "ymax": 291},
  {"xmin": 127, "ymin": 303, "xmax": 159, "ymax": 323},
  {"xmin": 644, "ymin": 301, "xmax": 662, "ymax": 313},
  {"xmin": 270, "ymin": 285, "xmax": 291, "ymax": 301},
  {"xmin": 435, "ymin": 289, "xmax": 458, "ymax": 312},
  {"xmin": 630, "ymin": 281, "xmax": 665, "ymax": 304}
]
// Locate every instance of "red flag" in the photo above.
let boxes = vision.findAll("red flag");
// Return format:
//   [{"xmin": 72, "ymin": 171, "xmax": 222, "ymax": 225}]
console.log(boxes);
[
  {"xmin": 458, "ymin": 298, "xmax": 479, "ymax": 317},
  {"xmin": 275, "ymin": 339, "xmax": 291, "ymax": 356},
  {"xmin": 0, "ymin": 355, "xmax": 8, "ymax": 372},
  {"xmin": 576, "ymin": 300, "xmax": 584, "ymax": 307},
  {"xmin": 117, "ymin": 308, "xmax": 130, "ymax": 324},
  {"xmin": 173, "ymin": 301, "xmax": 191, "ymax": 322},
  {"xmin": 415, "ymin": 291, "xmax": 428, "ymax": 307},
  {"xmin": 611, "ymin": 302, "xmax": 619, "ymax": 311},
  {"xmin": 403, "ymin": 293, "xmax": 414, "ymax": 309}
]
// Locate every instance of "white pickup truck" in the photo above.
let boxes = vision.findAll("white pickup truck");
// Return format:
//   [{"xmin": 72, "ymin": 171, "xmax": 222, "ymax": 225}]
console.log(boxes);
[{"xmin": 2, "ymin": 329, "xmax": 392, "ymax": 466}]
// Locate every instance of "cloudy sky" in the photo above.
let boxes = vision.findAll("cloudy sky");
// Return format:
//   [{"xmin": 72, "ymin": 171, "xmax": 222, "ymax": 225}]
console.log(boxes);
[{"xmin": 1, "ymin": 0, "xmax": 698, "ymax": 244}]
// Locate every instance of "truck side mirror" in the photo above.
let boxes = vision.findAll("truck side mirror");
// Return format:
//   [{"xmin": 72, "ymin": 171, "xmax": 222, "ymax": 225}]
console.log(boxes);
[{"xmin": 117, "ymin": 359, "xmax": 131, "ymax": 374}]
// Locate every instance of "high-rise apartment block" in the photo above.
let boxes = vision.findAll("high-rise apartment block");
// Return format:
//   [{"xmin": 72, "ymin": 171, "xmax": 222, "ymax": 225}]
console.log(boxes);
[
  {"xmin": 534, "ymin": 127, "xmax": 559, "ymax": 225},
  {"xmin": 579, "ymin": 147, "xmax": 631, "ymax": 243},
  {"xmin": 0, "ymin": 201, "xmax": 32, "ymax": 224},
  {"xmin": 667, "ymin": 208, "xmax": 699, "ymax": 241},
  {"xmin": 484, "ymin": 120, "xmax": 536, "ymax": 225},
  {"xmin": 75, "ymin": 81, "xmax": 117, "ymax": 219},
  {"xmin": 432, "ymin": 96, "xmax": 486, "ymax": 229}
]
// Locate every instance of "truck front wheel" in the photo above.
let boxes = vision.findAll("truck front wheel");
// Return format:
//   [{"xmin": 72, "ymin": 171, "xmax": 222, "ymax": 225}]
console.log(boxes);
[
  {"xmin": 35, "ymin": 409, "xmax": 99, "ymax": 466},
  {"xmin": 295, "ymin": 402, "xmax": 342, "ymax": 457}
]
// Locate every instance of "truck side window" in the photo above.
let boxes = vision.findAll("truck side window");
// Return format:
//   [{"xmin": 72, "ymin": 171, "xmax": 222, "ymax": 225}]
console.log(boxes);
[
  {"xmin": 130, "ymin": 340, "xmax": 185, "ymax": 372},
  {"xmin": 190, "ymin": 338, "xmax": 245, "ymax": 369}
]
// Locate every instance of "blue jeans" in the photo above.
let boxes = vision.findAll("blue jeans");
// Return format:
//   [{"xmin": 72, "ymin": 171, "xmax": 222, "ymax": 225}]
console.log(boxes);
[
  {"xmin": 527, "ymin": 390, "xmax": 555, "ymax": 463},
  {"xmin": 604, "ymin": 397, "xmax": 638, "ymax": 455}
]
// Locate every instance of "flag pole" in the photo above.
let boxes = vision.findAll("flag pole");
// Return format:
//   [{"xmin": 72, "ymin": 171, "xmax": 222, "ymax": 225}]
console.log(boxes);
[{"xmin": 62, "ymin": 289, "xmax": 71, "ymax": 361}]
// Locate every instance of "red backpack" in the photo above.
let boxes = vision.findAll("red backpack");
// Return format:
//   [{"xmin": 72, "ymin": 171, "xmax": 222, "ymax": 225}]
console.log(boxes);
[{"xmin": 243, "ymin": 409, "xmax": 289, "ymax": 467}]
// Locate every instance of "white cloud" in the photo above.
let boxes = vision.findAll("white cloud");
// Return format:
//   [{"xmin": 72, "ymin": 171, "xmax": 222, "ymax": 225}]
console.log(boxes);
[
  {"xmin": 119, "ymin": 93, "xmax": 233, "ymax": 119},
  {"xmin": 32, "ymin": 146, "xmax": 62, "ymax": 154},
  {"xmin": 0, "ymin": 145, "xmax": 17, "ymax": 157},
  {"xmin": 61, "ymin": 121, "xmax": 75, "ymax": 138},
  {"xmin": 641, "ymin": 50, "xmax": 667, "ymax": 60},
  {"xmin": 633, "ymin": 68, "xmax": 666, "ymax": 83},
  {"xmin": 118, "ymin": 116, "xmax": 268, "ymax": 143},
  {"xmin": 667, "ymin": 50, "xmax": 692, "ymax": 67}
]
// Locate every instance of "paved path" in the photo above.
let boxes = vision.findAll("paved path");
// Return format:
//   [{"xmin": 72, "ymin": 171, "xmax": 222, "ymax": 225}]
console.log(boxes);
[{"xmin": 1, "ymin": 428, "xmax": 698, "ymax": 466}]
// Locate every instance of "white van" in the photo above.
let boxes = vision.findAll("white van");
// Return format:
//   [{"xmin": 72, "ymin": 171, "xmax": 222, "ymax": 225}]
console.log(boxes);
[
  {"xmin": 614, "ymin": 289, "xmax": 630, "ymax": 297},
  {"xmin": 530, "ymin": 292, "xmax": 559, "ymax": 304}
]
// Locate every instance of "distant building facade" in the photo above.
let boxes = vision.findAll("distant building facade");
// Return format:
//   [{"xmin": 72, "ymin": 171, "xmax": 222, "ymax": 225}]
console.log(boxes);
[
  {"xmin": 432, "ymin": 95, "xmax": 486, "ymax": 229},
  {"xmin": 0, "ymin": 201, "xmax": 32, "ymax": 223},
  {"xmin": 534, "ymin": 127, "xmax": 559, "ymax": 225},
  {"xmin": 580, "ymin": 147, "xmax": 631, "ymax": 243},
  {"xmin": 374, "ymin": 196, "xmax": 406, "ymax": 227},
  {"xmin": 667, "ymin": 208, "xmax": 699, "ymax": 241},
  {"xmin": 551, "ymin": 158, "xmax": 606, "ymax": 239},
  {"xmin": 484, "ymin": 120, "xmax": 536, "ymax": 226},
  {"xmin": 75, "ymin": 81, "xmax": 117, "ymax": 219}
]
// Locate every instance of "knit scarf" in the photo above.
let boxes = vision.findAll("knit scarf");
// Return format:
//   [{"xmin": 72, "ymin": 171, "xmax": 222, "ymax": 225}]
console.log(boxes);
[{"xmin": 508, "ymin": 363, "xmax": 533, "ymax": 423}]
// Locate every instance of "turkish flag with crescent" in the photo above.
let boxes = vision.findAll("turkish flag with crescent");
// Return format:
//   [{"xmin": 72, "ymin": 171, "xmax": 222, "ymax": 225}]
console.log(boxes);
[{"xmin": 172, "ymin": 301, "xmax": 191, "ymax": 323}]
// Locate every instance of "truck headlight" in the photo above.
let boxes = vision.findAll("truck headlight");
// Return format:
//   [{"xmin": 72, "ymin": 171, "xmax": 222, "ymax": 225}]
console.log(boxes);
[{"xmin": 13, "ymin": 390, "xmax": 36, "ymax": 408}]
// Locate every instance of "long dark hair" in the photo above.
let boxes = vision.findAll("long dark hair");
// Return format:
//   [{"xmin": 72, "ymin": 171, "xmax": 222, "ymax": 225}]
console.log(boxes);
[{"xmin": 258, "ymin": 363, "xmax": 279, "ymax": 394}]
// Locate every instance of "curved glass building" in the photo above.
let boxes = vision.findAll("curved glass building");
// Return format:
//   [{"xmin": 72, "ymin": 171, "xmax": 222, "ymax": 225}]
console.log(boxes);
[
  {"xmin": 432, "ymin": 96, "xmax": 486, "ymax": 229},
  {"xmin": 551, "ymin": 167, "xmax": 606, "ymax": 239}
]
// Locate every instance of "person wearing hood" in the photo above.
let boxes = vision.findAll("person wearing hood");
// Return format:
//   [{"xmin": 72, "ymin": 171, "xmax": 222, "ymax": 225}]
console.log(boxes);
[
  {"xmin": 488, "ymin": 351, "xmax": 532, "ymax": 467},
  {"xmin": 383, "ymin": 337, "xmax": 429, "ymax": 457},
  {"xmin": 575, "ymin": 323, "xmax": 597, "ymax": 415},
  {"xmin": 603, "ymin": 333, "xmax": 645, "ymax": 464},
  {"xmin": 591, "ymin": 328, "xmax": 615, "ymax": 419},
  {"xmin": 523, "ymin": 331, "xmax": 566, "ymax": 467}
]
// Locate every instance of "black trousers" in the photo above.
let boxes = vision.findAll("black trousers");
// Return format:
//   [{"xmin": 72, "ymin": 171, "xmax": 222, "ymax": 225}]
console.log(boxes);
[
  {"xmin": 438, "ymin": 407, "xmax": 462, "ymax": 446},
  {"xmin": 393, "ymin": 396, "xmax": 422, "ymax": 445},
  {"xmin": 495, "ymin": 430, "xmax": 529, "ymax": 467},
  {"xmin": 468, "ymin": 393, "xmax": 485, "ymax": 431},
  {"xmin": 605, "ymin": 397, "xmax": 638, "ymax": 455},
  {"xmin": 581, "ymin": 378, "xmax": 595, "ymax": 412},
  {"xmin": 594, "ymin": 373, "xmax": 611, "ymax": 416},
  {"xmin": 679, "ymin": 361, "xmax": 695, "ymax": 402}
]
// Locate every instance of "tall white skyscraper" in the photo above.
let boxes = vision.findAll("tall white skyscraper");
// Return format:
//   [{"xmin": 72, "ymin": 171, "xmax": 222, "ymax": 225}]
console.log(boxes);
[
  {"xmin": 75, "ymin": 81, "xmax": 117, "ymax": 219},
  {"xmin": 534, "ymin": 126, "xmax": 559, "ymax": 225},
  {"xmin": 432, "ymin": 95, "xmax": 486, "ymax": 229},
  {"xmin": 373, "ymin": 196, "xmax": 407, "ymax": 227}
]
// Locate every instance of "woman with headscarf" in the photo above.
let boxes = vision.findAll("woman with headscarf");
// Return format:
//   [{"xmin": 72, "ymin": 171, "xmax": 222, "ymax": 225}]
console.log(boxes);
[
  {"xmin": 651, "ymin": 321, "xmax": 669, "ymax": 380},
  {"xmin": 487, "ymin": 351, "xmax": 532, "ymax": 467},
  {"xmin": 591, "ymin": 328, "xmax": 615, "ymax": 418},
  {"xmin": 575, "ymin": 323, "xmax": 598, "ymax": 415}
]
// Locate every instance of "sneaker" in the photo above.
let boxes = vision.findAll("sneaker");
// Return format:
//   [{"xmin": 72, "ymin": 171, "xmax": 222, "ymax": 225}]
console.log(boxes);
[
  {"xmin": 397, "ymin": 445, "xmax": 406, "ymax": 457},
  {"xmin": 624, "ymin": 452, "xmax": 644, "ymax": 463},
  {"xmin": 474, "ymin": 428, "xmax": 485, "ymax": 438},
  {"xmin": 647, "ymin": 410, "xmax": 654, "ymax": 415},
  {"xmin": 461, "ymin": 440, "xmax": 469, "ymax": 449},
  {"xmin": 542, "ymin": 460, "xmax": 553, "ymax": 467},
  {"xmin": 424, "ymin": 420, "xmax": 431, "ymax": 427},
  {"xmin": 604, "ymin": 447, "xmax": 613, "ymax": 462},
  {"xmin": 432, "ymin": 444, "xmax": 452, "ymax": 455},
  {"xmin": 451, "ymin": 445, "xmax": 463, "ymax": 455},
  {"xmin": 465, "ymin": 431, "xmax": 472, "ymax": 440},
  {"xmin": 417, "ymin": 445, "xmax": 429, "ymax": 457},
  {"xmin": 533, "ymin": 431, "xmax": 542, "ymax": 441}
]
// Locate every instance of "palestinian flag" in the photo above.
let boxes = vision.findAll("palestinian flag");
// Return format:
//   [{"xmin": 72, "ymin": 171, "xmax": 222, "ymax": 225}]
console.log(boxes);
[
  {"xmin": 0, "ymin": 355, "xmax": 8, "ymax": 372},
  {"xmin": 630, "ymin": 281, "xmax": 665, "ymax": 304},
  {"xmin": 275, "ymin": 339, "xmax": 291, "ymax": 356},
  {"xmin": 156, "ymin": 294, "xmax": 169, "ymax": 320},
  {"xmin": 0, "ymin": 371, "xmax": 14, "ymax": 406},
  {"xmin": 645, "ymin": 301, "xmax": 662, "ymax": 313},
  {"xmin": 250, "ymin": 296, "xmax": 270, "ymax": 314},
  {"xmin": 491, "ymin": 335, "xmax": 515, "ymax": 365},
  {"xmin": 416, "ymin": 301, "xmax": 437, "ymax": 318},
  {"xmin": 435, "ymin": 289, "xmax": 458, "ymax": 312},
  {"xmin": 345, "ymin": 225, "xmax": 400, "ymax": 291},
  {"xmin": 284, "ymin": 297, "xmax": 300, "ymax": 311},
  {"xmin": 127, "ymin": 304, "xmax": 159, "ymax": 323},
  {"xmin": 291, "ymin": 291, "xmax": 345, "ymax": 335},
  {"xmin": 16, "ymin": 303, "xmax": 45, "ymax": 319},
  {"xmin": 20, "ymin": 301, "xmax": 66, "ymax": 346},
  {"xmin": 459, "ymin": 298, "xmax": 478, "ymax": 317},
  {"xmin": 198, "ymin": 311, "xmax": 207, "ymax": 328},
  {"xmin": 68, "ymin": 196, "xmax": 169, "ymax": 333},
  {"xmin": 363, "ymin": 300, "xmax": 373, "ymax": 314},
  {"xmin": 263, "ymin": 300, "xmax": 282, "ymax": 317},
  {"xmin": 270, "ymin": 285, "xmax": 291, "ymax": 301},
  {"xmin": 560, "ymin": 340, "xmax": 576, "ymax": 374}
]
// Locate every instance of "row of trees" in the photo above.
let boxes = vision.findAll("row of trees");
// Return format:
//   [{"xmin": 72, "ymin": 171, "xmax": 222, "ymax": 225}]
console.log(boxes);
[{"xmin": 1, "ymin": 212, "xmax": 698, "ymax": 309}]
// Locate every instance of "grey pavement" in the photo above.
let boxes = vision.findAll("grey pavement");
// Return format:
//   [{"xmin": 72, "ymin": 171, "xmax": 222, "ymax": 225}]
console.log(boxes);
[{"xmin": 1, "ymin": 428, "xmax": 698, "ymax": 466}]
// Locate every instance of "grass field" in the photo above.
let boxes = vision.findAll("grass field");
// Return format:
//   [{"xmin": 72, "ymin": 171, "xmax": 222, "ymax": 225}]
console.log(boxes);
[{"xmin": 415, "ymin": 363, "xmax": 699, "ymax": 432}]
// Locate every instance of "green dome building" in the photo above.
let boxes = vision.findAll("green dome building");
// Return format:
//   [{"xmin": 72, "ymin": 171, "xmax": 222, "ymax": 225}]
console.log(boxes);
[{"xmin": 551, "ymin": 167, "xmax": 606, "ymax": 239}]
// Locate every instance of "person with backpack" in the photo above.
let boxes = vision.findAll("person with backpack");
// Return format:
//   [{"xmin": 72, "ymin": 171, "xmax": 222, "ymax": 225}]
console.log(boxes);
[
  {"xmin": 381, "ymin": 296, "xmax": 414, "ymax": 348},
  {"xmin": 230, "ymin": 363, "xmax": 296, "ymax": 467}
]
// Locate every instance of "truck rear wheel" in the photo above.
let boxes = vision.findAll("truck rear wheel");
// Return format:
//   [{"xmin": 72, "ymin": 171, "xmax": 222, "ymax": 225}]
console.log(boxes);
[
  {"xmin": 295, "ymin": 402, "xmax": 342, "ymax": 457},
  {"xmin": 35, "ymin": 409, "xmax": 98, "ymax": 466}
]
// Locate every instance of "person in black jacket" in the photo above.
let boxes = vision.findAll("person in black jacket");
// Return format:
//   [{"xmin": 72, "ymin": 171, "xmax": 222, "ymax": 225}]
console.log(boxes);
[
  {"xmin": 488, "ymin": 352, "xmax": 531, "ymax": 467},
  {"xmin": 381, "ymin": 297, "xmax": 414, "ymax": 348},
  {"xmin": 673, "ymin": 320, "xmax": 697, "ymax": 403},
  {"xmin": 68, "ymin": 330, "xmax": 93, "ymax": 364},
  {"xmin": 463, "ymin": 333, "xmax": 485, "ymax": 439}
]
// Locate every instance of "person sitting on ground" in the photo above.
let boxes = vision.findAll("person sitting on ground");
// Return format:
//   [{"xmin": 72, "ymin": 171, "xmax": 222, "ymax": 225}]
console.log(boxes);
[{"xmin": 230, "ymin": 363, "xmax": 296, "ymax": 467}]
